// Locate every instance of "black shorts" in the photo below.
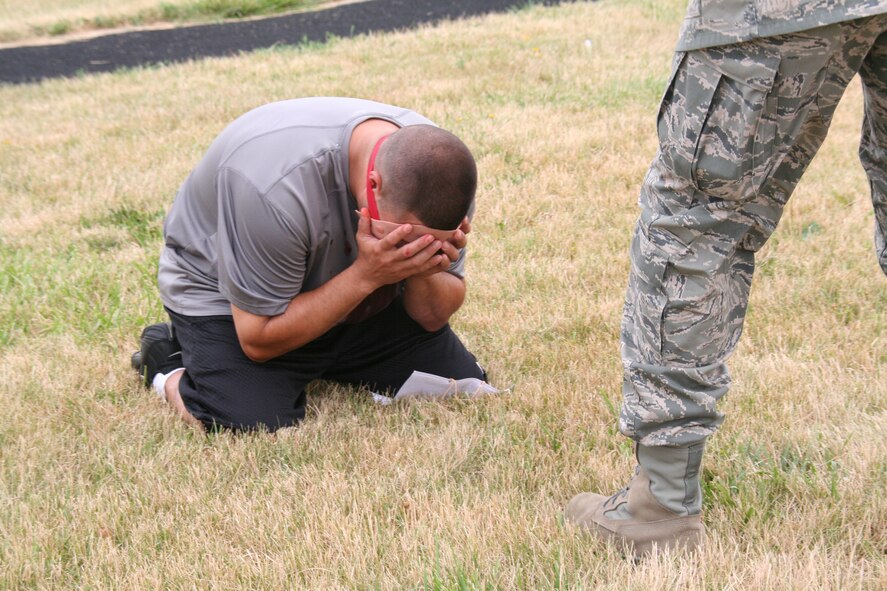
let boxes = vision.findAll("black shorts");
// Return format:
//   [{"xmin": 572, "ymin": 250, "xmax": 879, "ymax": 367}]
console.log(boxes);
[{"xmin": 167, "ymin": 298, "xmax": 485, "ymax": 432}]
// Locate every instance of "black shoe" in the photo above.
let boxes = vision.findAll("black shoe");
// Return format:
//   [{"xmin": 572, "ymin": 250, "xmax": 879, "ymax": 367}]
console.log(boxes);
[{"xmin": 131, "ymin": 322, "xmax": 183, "ymax": 388}]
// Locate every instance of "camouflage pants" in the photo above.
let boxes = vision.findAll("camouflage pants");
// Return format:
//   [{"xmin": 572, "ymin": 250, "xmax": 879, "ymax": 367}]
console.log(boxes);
[{"xmin": 620, "ymin": 15, "xmax": 887, "ymax": 447}]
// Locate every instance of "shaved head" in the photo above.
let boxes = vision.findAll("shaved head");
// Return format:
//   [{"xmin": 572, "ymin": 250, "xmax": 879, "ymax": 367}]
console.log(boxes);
[{"xmin": 376, "ymin": 124, "xmax": 477, "ymax": 230}]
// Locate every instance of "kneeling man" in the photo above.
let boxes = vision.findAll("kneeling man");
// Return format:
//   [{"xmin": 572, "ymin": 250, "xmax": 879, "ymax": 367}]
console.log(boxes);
[{"xmin": 133, "ymin": 97, "xmax": 487, "ymax": 431}]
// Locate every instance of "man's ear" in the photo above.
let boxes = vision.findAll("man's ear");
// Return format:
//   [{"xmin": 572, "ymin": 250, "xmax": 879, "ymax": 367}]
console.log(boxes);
[{"xmin": 369, "ymin": 170, "xmax": 382, "ymax": 194}]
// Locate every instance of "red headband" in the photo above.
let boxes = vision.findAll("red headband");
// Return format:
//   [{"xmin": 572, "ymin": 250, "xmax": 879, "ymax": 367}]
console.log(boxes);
[{"xmin": 365, "ymin": 134, "xmax": 391, "ymax": 220}]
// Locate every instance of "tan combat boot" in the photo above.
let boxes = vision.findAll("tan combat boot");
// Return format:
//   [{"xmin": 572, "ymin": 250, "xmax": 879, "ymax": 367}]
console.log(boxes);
[{"xmin": 565, "ymin": 443, "xmax": 705, "ymax": 558}]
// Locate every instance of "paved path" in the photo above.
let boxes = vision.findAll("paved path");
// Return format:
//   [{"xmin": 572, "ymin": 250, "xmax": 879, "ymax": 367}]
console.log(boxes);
[{"xmin": 0, "ymin": 0, "xmax": 564, "ymax": 85}]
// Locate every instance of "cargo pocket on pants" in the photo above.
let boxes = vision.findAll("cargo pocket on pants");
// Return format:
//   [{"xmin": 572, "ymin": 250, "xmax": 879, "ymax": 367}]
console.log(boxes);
[{"xmin": 657, "ymin": 46, "xmax": 780, "ymax": 201}]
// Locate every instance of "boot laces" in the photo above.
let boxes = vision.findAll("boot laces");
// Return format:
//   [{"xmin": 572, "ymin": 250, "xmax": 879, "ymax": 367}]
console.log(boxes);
[
  {"xmin": 602, "ymin": 486, "xmax": 629, "ymax": 509},
  {"xmin": 602, "ymin": 465, "xmax": 639, "ymax": 509}
]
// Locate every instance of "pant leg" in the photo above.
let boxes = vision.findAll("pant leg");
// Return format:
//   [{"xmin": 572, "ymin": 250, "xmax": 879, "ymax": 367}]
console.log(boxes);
[
  {"xmin": 323, "ymin": 297, "xmax": 486, "ymax": 394},
  {"xmin": 169, "ymin": 310, "xmax": 338, "ymax": 432},
  {"xmin": 620, "ymin": 16, "xmax": 887, "ymax": 447},
  {"xmin": 858, "ymin": 29, "xmax": 887, "ymax": 275}
]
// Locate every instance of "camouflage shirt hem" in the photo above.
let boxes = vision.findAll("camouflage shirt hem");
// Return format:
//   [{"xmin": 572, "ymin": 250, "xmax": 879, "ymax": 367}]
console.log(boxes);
[{"xmin": 677, "ymin": 2, "xmax": 887, "ymax": 51}]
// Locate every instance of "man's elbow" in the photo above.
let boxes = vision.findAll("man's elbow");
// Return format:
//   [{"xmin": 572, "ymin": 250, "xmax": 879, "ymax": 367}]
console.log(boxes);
[
  {"xmin": 417, "ymin": 316, "xmax": 449, "ymax": 332},
  {"xmin": 238, "ymin": 332, "xmax": 308, "ymax": 362},
  {"xmin": 232, "ymin": 306, "xmax": 277, "ymax": 362},
  {"xmin": 239, "ymin": 339, "xmax": 273, "ymax": 363},
  {"xmin": 409, "ymin": 307, "xmax": 453, "ymax": 332}
]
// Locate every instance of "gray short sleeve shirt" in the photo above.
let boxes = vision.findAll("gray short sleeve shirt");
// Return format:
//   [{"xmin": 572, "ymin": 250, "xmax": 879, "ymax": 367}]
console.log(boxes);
[{"xmin": 158, "ymin": 97, "xmax": 467, "ymax": 317}]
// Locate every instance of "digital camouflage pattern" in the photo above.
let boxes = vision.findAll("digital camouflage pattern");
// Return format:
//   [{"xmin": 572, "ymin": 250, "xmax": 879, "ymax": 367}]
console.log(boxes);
[
  {"xmin": 620, "ymin": 14, "xmax": 887, "ymax": 447},
  {"xmin": 679, "ymin": 0, "xmax": 887, "ymax": 50}
]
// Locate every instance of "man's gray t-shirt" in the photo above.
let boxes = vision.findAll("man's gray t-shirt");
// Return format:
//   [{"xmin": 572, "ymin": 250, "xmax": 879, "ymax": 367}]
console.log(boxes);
[{"xmin": 158, "ymin": 97, "xmax": 468, "ymax": 317}]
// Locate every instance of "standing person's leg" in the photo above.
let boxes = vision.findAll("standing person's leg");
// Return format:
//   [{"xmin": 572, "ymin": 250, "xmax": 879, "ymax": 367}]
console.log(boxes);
[
  {"xmin": 566, "ymin": 16, "xmax": 887, "ymax": 557},
  {"xmin": 858, "ymin": 30, "xmax": 887, "ymax": 276},
  {"xmin": 322, "ymin": 297, "xmax": 486, "ymax": 394}
]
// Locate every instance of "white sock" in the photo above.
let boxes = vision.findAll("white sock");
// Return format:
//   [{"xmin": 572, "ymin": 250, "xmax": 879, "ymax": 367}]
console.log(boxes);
[{"xmin": 152, "ymin": 367, "xmax": 185, "ymax": 401}]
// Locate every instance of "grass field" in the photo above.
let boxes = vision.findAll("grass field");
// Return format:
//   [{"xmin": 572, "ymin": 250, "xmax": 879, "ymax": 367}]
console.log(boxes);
[
  {"xmin": 1, "ymin": 0, "xmax": 885, "ymax": 588},
  {"xmin": 0, "ymin": 0, "xmax": 324, "ymax": 44}
]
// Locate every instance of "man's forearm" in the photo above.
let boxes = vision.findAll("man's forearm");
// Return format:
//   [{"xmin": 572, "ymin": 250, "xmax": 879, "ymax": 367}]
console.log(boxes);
[
  {"xmin": 402, "ymin": 272, "xmax": 466, "ymax": 332},
  {"xmin": 232, "ymin": 265, "xmax": 376, "ymax": 362}
]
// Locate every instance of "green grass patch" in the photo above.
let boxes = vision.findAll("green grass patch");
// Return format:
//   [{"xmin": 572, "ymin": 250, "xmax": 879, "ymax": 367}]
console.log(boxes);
[
  {"xmin": 5, "ymin": 0, "xmax": 324, "ymax": 44},
  {"xmin": 155, "ymin": 0, "xmax": 318, "ymax": 20}
]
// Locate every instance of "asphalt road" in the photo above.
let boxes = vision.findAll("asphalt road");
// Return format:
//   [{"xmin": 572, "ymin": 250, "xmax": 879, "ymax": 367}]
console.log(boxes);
[{"xmin": 0, "ymin": 0, "xmax": 566, "ymax": 85}]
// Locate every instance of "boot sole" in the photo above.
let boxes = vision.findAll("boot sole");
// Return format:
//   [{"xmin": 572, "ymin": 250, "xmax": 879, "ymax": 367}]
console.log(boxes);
[{"xmin": 593, "ymin": 519, "xmax": 704, "ymax": 558}]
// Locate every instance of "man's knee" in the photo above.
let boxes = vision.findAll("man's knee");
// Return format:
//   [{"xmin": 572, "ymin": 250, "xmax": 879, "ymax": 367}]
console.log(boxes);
[{"xmin": 179, "ymin": 373, "xmax": 307, "ymax": 433}]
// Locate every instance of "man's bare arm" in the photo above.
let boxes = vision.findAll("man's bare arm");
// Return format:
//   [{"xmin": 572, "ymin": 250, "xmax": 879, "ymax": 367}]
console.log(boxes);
[
  {"xmin": 402, "ymin": 271, "xmax": 466, "ymax": 332},
  {"xmin": 231, "ymin": 210, "xmax": 448, "ymax": 362},
  {"xmin": 402, "ymin": 218, "xmax": 471, "ymax": 331}
]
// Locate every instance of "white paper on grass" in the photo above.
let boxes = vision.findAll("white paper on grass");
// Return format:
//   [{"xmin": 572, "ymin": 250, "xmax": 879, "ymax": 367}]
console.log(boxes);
[{"xmin": 371, "ymin": 370, "xmax": 499, "ymax": 405}]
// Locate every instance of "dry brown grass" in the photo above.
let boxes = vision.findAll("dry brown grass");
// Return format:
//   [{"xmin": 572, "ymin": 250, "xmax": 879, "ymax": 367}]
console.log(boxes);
[{"xmin": 0, "ymin": 0, "xmax": 884, "ymax": 588}]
